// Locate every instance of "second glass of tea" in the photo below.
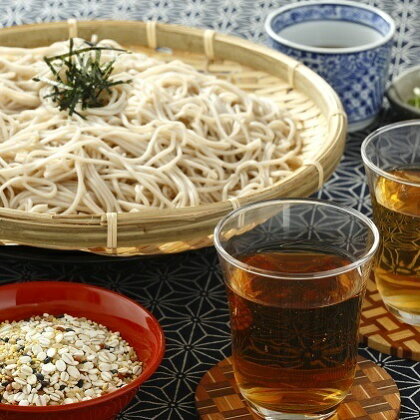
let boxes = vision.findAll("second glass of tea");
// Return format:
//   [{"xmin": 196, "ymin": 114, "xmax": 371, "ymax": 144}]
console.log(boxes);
[
  {"xmin": 362, "ymin": 120, "xmax": 420, "ymax": 325},
  {"xmin": 214, "ymin": 199, "xmax": 379, "ymax": 420}
]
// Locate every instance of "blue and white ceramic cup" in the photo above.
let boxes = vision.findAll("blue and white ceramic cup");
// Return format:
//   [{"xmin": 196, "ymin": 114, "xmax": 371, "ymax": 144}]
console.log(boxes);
[{"xmin": 265, "ymin": 0, "xmax": 395, "ymax": 131}]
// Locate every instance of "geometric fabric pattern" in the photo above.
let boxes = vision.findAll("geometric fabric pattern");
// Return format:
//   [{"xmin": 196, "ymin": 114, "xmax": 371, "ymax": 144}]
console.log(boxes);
[{"xmin": 0, "ymin": 1, "xmax": 418, "ymax": 419}]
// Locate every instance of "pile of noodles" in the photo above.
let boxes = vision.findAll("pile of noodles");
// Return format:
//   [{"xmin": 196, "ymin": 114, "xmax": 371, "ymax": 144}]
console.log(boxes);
[{"xmin": 0, "ymin": 39, "xmax": 301, "ymax": 214}]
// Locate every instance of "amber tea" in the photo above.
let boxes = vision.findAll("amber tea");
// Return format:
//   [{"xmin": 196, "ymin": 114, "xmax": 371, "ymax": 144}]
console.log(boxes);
[
  {"xmin": 362, "ymin": 121, "xmax": 420, "ymax": 325},
  {"xmin": 371, "ymin": 167, "xmax": 420, "ymax": 322},
  {"xmin": 227, "ymin": 250, "xmax": 363, "ymax": 415}
]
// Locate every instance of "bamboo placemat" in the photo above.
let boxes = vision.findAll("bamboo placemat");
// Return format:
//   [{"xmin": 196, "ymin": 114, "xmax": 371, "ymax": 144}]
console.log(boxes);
[
  {"xmin": 195, "ymin": 356, "xmax": 400, "ymax": 420},
  {"xmin": 359, "ymin": 277, "xmax": 420, "ymax": 361}
]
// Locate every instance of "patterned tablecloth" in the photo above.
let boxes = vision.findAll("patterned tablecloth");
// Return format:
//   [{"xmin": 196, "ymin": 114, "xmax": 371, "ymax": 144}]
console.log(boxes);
[{"xmin": 0, "ymin": 1, "xmax": 419, "ymax": 419}]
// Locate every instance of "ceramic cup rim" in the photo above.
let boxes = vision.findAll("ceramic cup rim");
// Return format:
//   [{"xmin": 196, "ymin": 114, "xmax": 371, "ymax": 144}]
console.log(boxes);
[
  {"xmin": 214, "ymin": 199, "xmax": 380, "ymax": 281},
  {"xmin": 265, "ymin": 0, "xmax": 396, "ymax": 54},
  {"xmin": 386, "ymin": 64, "xmax": 420, "ymax": 116}
]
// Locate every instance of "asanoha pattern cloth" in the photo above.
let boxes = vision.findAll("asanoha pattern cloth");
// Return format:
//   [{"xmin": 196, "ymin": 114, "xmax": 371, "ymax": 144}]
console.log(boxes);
[{"xmin": 0, "ymin": 1, "xmax": 419, "ymax": 419}]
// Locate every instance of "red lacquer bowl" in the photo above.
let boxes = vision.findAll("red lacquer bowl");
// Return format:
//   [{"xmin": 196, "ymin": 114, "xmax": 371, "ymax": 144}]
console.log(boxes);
[{"xmin": 0, "ymin": 281, "xmax": 165, "ymax": 420}]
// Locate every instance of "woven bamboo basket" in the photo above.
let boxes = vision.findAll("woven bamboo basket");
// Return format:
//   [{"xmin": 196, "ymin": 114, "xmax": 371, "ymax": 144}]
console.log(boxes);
[{"xmin": 0, "ymin": 20, "xmax": 346, "ymax": 256}]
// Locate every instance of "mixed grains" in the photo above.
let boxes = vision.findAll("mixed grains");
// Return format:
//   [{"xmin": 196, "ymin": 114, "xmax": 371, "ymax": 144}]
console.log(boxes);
[{"xmin": 0, "ymin": 313, "xmax": 142, "ymax": 406}]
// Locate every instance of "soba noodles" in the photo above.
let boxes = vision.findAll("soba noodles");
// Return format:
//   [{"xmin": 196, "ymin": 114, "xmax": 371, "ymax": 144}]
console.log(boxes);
[{"xmin": 0, "ymin": 38, "xmax": 301, "ymax": 214}]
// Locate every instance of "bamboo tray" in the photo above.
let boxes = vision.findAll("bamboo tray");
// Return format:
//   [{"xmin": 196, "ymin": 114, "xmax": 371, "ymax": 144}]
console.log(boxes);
[{"xmin": 0, "ymin": 20, "xmax": 346, "ymax": 256}]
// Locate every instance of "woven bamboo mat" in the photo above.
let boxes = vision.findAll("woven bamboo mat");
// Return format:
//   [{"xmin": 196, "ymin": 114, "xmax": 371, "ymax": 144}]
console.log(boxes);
[
  {"xmin": 195, "ymin": 356, "xmax": 400, "ymax": 419},
  {"xmin": 359, "ymin": 278, "xmax": 420, "ymax": 361}
]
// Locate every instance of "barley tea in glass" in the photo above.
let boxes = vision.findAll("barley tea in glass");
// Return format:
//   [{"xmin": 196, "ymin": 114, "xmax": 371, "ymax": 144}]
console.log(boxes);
[
  {"xmin": 362, "ymin": 121, "xmax": 420, "ymax": 325},
  {"xmin": 214, "ymin": 200, "xmax": 379, "ymax": 420}
]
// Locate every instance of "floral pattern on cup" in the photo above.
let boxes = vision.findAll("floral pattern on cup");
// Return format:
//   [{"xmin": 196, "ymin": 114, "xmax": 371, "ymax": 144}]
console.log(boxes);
[{"xmin": 269, "ymin": 41, "xmax": 393, "ymax": 125}]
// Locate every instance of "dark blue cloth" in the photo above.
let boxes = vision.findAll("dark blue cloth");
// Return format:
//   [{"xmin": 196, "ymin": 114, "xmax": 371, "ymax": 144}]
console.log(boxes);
[{"xmin": 0, "ymin": 1, "xmax": 418, "ymax": 418}]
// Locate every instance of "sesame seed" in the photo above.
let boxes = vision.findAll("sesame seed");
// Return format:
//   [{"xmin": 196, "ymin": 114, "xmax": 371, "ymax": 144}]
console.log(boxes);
[
  {"xmin": 38, "ymin": 338, "xmax": 50, "ymax": 347},
  {"xmin": 98, "ymin": 363, "xmax": 112, "ymax": 372},
  {"xmin": 46, "ymin": 348, "xmax": 56, "ymax": 358},
  {"xmin": 5, "ymin": 364, "xmax": 17, "ymax": 370},
  {"xmin": 55, "ymin": 360, "xmax": 66, "ymax": 372},
  {"xmin": 41, "ymin": 363, "xmax": 56, "ymax": 374},
  {"xmin": 14, "ymin": 392, "xmax": 23, "ymax": 402},
  {"xmin": 20, "ymin": 366, "xmax": 33, "ymax": 376},
  {"xmin": 49, "ymin": 393, "xmax": 60, "ymax": 401},
  {"xmin": 14, "ymin": 378, "xmax": 27, "ymax": 386},
  {"xmin": 32, "ymin": 344, "xmax": 42, "ymax": 355},
  {"xmin": 26, "ymin": 375, "xmax": 37, "ymax": 385},
  {"xmin": 67, "ymin": 366, "xmax": 80, "ymax": 379},
  {"xmin": 60, "ymin": 371, "xmax": 69, "ymax": 382},
  {"xmin": 61, "ymin": 353, "xmax": 74, "ymax": 365},
  {"xmin": 101, "ymin": 372, "xmax": 112, "ymax": 381}
]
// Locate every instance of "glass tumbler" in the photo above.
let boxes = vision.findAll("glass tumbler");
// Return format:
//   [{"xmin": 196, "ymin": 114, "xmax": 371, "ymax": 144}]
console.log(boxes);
[
  {"xmin": 362, "ymin": 120, "xmax": 420, "ymax": 325},
  {"xmin": 214, "ymin": 199, "xmax": 379, "ymax": 420}
]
